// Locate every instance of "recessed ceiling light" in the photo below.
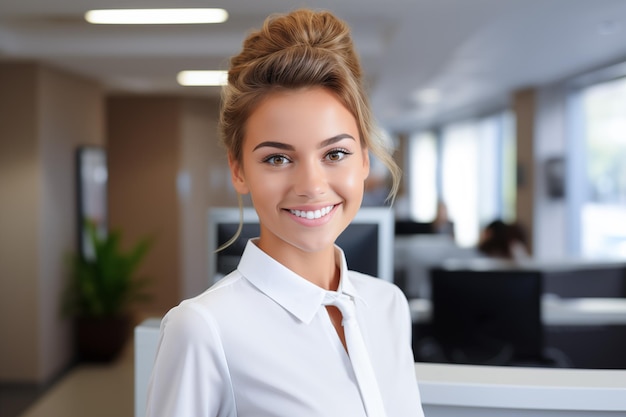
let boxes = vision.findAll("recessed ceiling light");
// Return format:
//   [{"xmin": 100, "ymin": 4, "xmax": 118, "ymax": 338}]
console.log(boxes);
[
  {"xmin": 177, "ymin": 70, "xmax": 228, "ymax": 86},
  {"xmin": 414, "ymin": 88, "xmax": 441, "ymax": 105},
  {"xmin": 85, "ymin": 8, "xmax": 229, "ymax": 25}
]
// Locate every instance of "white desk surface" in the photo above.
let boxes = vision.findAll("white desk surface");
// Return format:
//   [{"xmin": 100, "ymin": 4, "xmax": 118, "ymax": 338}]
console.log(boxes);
[{"xmin": 410, "ymin": 296, "xmax": 626, "ymax": 326}]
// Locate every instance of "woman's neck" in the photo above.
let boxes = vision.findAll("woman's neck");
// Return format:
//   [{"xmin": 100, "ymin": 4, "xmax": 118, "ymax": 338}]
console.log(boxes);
[{"xmin": 259, "ymin": 241, "xmax": 340, "ymax": 290}]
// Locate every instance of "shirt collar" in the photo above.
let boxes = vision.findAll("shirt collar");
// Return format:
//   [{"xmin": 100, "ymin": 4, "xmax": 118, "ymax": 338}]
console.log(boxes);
[{"xmin": 236, "ymin": 239, "xmax": 366, "ymax": 324}]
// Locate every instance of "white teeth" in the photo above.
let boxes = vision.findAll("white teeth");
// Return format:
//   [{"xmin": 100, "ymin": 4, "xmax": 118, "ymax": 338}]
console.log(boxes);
[{"xmin": 290, "ymin": 205, "xmax": 334, "ymax": 219}]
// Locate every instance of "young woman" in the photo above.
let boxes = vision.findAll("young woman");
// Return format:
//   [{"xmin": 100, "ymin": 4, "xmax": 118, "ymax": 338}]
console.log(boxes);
[{"xmin": 146, "ymin": 9, "xmax": 424, "ymax": 417}]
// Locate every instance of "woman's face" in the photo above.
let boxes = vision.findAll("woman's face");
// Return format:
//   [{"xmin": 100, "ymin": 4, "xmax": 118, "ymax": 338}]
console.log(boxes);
[{"xmin": 229, "ymin": 87, "xmax": 370, "ymax": 259}]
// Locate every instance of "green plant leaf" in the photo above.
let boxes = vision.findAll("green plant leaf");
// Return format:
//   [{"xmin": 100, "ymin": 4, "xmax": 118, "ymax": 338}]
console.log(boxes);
[{"xmin": 62, "ymin": 220, "xmax": 155, "ymax": 319}]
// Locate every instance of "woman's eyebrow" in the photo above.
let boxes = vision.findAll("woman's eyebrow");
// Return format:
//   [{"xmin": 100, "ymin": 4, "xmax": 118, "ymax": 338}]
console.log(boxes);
[
  {"xmin": 253, "ymin": 141, "xmax": 294, "ymax": 151},
  {"xmin": 252, "ymin": 134, "xmax": 355, "ymax": 152},
  {"xmin": 319, "ymin": 134, "xmax": 356, "ymax": 148}
]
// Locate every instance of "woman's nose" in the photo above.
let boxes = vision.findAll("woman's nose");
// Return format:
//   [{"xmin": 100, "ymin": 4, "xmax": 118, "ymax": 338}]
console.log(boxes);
[{"xmin": 293, "ymin": 160, "xmax": 327, "ymax": 197}]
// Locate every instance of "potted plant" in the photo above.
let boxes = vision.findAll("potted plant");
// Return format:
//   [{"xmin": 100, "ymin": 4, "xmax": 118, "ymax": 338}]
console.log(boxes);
[{"xmin": 62, "ymin": 220, "xmax": 153, "ymax": 362}]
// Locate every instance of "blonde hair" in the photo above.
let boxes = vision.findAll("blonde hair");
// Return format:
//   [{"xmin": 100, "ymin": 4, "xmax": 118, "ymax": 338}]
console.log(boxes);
[{"xmin": 219, "ymin": 8, "xmax": 400, "ymax": 201}]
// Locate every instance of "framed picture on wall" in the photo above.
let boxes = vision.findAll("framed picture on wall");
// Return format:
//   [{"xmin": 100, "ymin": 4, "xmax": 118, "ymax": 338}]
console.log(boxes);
[
  {"xmin": 545, "ymin": 156, "xmax": 565, "ymax": 199},
  {"xmin": 75, "ymin": 145, "xmax": 108, "ymax": 259}
]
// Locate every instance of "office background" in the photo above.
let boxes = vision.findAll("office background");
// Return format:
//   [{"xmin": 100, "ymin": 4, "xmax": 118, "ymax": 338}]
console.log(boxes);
[{"xmin": 1, "ymin": 0, "xmax": 626, "ymax": 392}]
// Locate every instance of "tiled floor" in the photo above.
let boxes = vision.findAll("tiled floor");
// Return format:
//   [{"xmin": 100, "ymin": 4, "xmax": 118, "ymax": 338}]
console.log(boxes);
[{"xmin": 8, "ymin": 340, "xmax": 134, "ymax": 417}]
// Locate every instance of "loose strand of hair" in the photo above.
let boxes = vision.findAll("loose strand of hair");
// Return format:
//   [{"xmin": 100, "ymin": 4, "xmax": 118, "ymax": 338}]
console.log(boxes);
[{"xmin": 215, "ymin": 194, "xmax": 245, "ymax": 253}]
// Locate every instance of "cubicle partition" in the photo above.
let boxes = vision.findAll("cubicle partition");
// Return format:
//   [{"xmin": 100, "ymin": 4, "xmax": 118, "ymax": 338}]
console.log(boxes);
[
  {"xmin": 542, "ymin": 264, "xmax": 626, "ymax": 298},
  {"xmin": 410, "ymin": 260, "xmax": 626, "ymax": 369},
  {"xmin": 541, "ymin": 262, "xmax": 626, "ymax": 369}
]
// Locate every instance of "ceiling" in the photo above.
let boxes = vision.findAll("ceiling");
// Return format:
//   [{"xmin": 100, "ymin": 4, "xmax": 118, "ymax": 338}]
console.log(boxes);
[{"xmin": 2, "ymin": 0, "xmax": 626, "ymax": 133}]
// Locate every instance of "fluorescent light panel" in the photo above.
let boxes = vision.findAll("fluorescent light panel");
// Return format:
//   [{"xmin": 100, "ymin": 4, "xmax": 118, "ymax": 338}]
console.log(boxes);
[
  {"xmin": 177, "ymin": 70, "xmax": 228, "ymax": 86},
  {"xmin": 85, "ymin": 8, "xmax": 228, "ymax": 25}
]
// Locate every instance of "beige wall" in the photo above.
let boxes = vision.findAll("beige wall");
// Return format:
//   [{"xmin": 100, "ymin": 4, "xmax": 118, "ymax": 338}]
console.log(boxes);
[
  {"xmin": 0, "ymin": 62, "xmax": 104, "ymax": 383},
  {"xmin": 0, "ymin": 66, "xmax": 229, "ymax": 382},
  {"xmin": 107, "ymin": 96, "xmax": 182, "ymax": 317},
  {"xmin": 0, "ymin": 62, "xmax": 41, "ymax": 382},
  {"xmin": 107, "ymin": 95, "xmax": 239, "ymax": 317},
  {"xmin": 38, "ymin": 66, "xmax": 104, "ymax": 381},
  {"xmin": 179, "ymin": 98, "xmax": 238, "ymax": 299},
  {"xmin": 513, "ymin": 88, "xmax": 536, "ymax": 254}
]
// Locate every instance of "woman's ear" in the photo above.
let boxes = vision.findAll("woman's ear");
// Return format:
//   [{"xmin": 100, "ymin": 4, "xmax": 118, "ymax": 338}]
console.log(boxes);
[
  {"xmin": 228, "ymin": 154, "xmax": 250, "ymax": 195},
  {"xmin": 362, "ymin": 148, "xmax": 371, "ymax": 180}
]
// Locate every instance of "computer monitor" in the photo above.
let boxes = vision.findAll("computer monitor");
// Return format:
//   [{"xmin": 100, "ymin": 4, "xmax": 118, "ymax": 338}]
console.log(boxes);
[
  {"xmin": 429, "ymin": 268, "xmax": 544, "ymax": 366},
  {"xmin": 207, "ymin": 206, "xmax": 394, "ymax": 284},
  {"xmin": 394, "ymin": 220, "xmax": 435, "ymax": 235}
]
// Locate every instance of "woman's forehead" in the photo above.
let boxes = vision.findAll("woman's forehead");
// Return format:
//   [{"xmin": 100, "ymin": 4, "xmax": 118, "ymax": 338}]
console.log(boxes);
[{"xmin": 242, "ymin": 87, "xmax": 359, "ymax": 148}]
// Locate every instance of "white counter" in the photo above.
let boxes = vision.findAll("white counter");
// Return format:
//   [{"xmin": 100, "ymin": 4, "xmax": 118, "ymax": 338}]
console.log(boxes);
[
  {"xmin": 415, "ymin": 362, "xmax": 626, "ymax": 416},
  {"xmin": 135, "ymin": 319, "xmax": 626, "ymax": 417},
  {"xmin": 134, "ymin": 318, "xmax": 160, "ymax": 417}
]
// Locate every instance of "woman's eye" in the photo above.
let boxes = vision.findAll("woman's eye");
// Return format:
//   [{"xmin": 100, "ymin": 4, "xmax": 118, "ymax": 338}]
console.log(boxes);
[
  {"xmin": 264, "ymin": 154, "xmax": 290, "ymax": 166},
  {"xmin": 326, "ymin": 148, "xmax": 351, "ymax": 162}
]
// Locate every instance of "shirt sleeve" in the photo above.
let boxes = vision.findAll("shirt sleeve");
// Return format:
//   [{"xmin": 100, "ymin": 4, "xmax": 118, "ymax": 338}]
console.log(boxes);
[
  {"xmin": 395, "ymin": 285, "xmax": 414, "ymax": 348},
  {"xmin": 145, "ymin": 303, "xmax": 235, "ymax": 417},
  {"xmin": 390, "ymin": 284, "xmax": 426, "ymax": 417}
]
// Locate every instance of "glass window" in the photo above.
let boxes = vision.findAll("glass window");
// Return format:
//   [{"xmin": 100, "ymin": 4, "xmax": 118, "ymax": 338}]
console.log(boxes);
[
  {"xmin": 408, "ymin": 131, "xmax": 438, "ymax": 221},
  {"xmin": 440, "ymin": 112, "xmax": 516, "ymax": 247},
  {"xmin": 577, "ymin": 76, "xmax": 626, "ymax": 259},
  {"xmin": 441, "ymin": 121, "xmax": 480, "ymax": 247},
  {"xmin": 406, "ymin": 111, "xmax": 516, "ymax": 247}
]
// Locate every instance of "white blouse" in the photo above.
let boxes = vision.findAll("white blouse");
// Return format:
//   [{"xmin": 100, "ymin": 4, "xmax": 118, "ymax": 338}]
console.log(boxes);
[{"xmin": 146, "ymin": 240, "xmax": 424, "ymax": 417}]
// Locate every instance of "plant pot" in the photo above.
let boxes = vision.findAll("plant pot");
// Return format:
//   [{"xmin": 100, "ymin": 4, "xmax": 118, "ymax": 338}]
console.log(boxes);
[{"xmin": 75, "ymin": 315, "xmax": 130, "ymax": 363}]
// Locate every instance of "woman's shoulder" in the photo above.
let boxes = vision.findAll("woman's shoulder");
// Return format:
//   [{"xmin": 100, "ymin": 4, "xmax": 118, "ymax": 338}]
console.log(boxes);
[
  {"xmin": 347, "ymin": 271, "xmax": 412, "ymax": 328},
  {"xmin": 347, "ymin": 270, "xmax": 406, "ymax": 302},
  {"xmin": 161, "ymin": 271, "xmax": 247, "ymax": 333}
]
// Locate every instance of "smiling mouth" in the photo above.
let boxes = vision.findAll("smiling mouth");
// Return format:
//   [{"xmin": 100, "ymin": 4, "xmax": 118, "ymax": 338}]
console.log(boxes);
[{"xmin": 289, "ymin": 205, "xmax": 335, "ymax": 220}]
